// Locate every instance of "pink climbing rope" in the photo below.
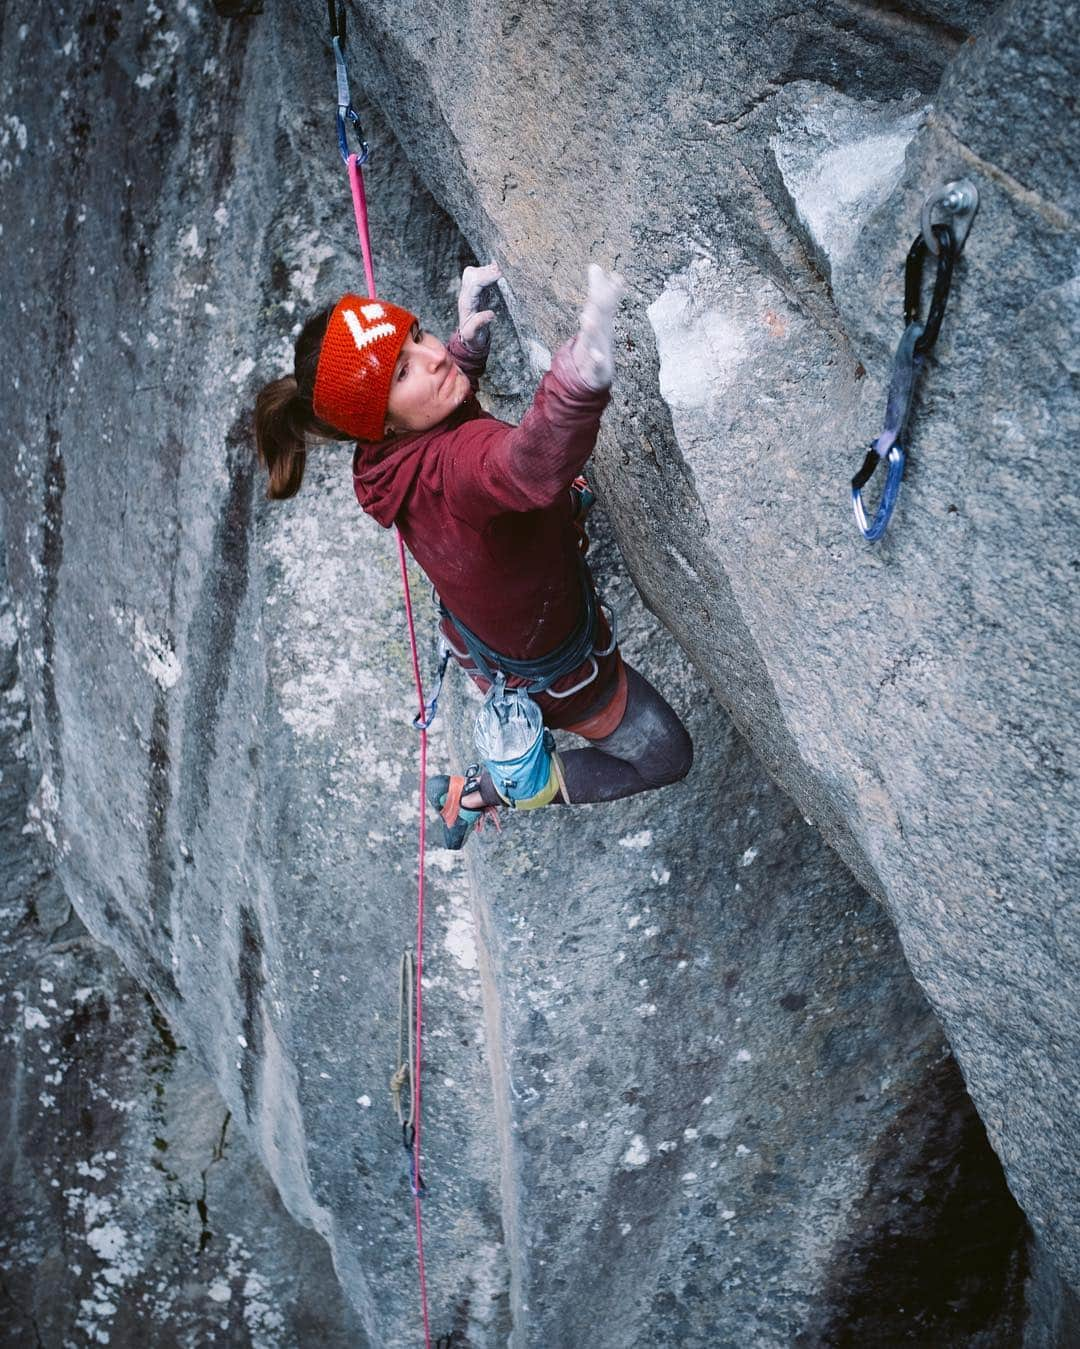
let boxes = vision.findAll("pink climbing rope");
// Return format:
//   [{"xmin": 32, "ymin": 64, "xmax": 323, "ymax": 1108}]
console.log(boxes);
[
  {"xmin": 347, "ymin": 150, "xmax": 433, "ymax": 1349},
  {"xmin": 347, "ymin": 155, "xmax": 378, "ymax": 302}
]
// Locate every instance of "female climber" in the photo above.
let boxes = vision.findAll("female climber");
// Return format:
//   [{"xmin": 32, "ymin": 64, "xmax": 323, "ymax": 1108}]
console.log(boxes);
[{"xmin": 253, "ymin": 261, "xmax": 693, "ymax": 847}]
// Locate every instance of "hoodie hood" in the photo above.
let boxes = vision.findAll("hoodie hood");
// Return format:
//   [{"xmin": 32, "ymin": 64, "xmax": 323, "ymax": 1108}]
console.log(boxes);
[{"xmin": 352, "ymin": 395, "xmax": 483, "ymax": 528}]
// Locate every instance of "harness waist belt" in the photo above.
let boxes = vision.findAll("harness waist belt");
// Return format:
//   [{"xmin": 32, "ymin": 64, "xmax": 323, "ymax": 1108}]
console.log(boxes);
[{"xmin": 440, "ymin": 569, "xmax": 599, "ymax": 697}]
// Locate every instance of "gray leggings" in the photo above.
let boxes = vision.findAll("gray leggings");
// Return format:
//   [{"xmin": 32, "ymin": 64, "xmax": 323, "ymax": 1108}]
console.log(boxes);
[{"xmin": 479, "ymin": 663, "xmax": 693, "ymax": 806}]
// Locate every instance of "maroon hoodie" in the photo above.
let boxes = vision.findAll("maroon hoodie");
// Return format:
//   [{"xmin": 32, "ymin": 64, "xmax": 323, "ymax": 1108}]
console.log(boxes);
[{"xmin": 352, "ymin": 330, "xmax": 620, "ymax": 729}]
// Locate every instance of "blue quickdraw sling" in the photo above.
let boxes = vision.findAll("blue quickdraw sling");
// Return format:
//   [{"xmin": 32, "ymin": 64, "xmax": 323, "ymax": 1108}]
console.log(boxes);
[{"xmin": 850, "ymin": 178, "xmax": 978, "ymax": 542}]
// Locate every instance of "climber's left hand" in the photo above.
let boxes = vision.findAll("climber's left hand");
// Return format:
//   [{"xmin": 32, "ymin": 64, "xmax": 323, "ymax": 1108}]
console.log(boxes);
[
  {"xmin": 571, "ymin": 263, "xmax": 625, "ymax": 389},
  {"xmin": 457, "ymin": 259, "xmax": 501, "ymax": 350}
]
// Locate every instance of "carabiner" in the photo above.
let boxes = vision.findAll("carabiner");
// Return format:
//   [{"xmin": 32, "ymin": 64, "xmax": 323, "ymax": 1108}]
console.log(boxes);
[
  {"xmin": 402, "ymin": 1122, "xmax": 427, "ymax": 1197},
  {"xmin": 413, "ymin": 647, "xmax": 451, "ymax": 731},
  {"xmin": 407, "ymin": 1151, "xmax": 427, "ymax": 1198},
  {"xmin": 904, "ymin": 223, "xmax": 955, "ymax": 356},
  {"xmin": 328, "ymin": 0, "xmax": 370, "ymax": 165},
  {"xmin": 336, "ymin": 99, "xmax": 369, "ymax": 167},
  {"xmin": 849, "ymin": 319, "xmax": 920, "ymax": 540},
  {"xmin": 326, "ymin": 0, "xmax": 346, "ymax": 42},
  {"xmin": 852, "ymin": 443, "xmax": 906, "ymax": 542}
]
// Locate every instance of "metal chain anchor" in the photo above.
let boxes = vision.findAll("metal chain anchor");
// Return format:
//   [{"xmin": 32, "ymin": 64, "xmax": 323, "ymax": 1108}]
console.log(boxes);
[{"xmin": 850, "ymin": 178, "xmax": 978, "ymax": 542}]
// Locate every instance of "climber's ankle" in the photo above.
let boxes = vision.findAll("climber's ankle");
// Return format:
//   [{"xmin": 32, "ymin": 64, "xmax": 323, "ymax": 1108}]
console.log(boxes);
[{"xmin": 462, "ymin": 770, "xmax": 503, "ymax": 812}]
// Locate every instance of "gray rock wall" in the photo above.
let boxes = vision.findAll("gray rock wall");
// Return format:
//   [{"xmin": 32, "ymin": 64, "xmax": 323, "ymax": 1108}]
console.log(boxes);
[
  {"xmin": 317, "ymin": 0, "xmax": 1080, "ymax": 1310},
  {"xmin": 0, "ymin": 0, "xmax": 1075, "ymax": 1344},
  {"xmin": 0, "ymin": 527, "xmax": 368, "ymax": 1346},
  {"xmin": 649, "ymin": 1, "xmax": 1080, "ymax": 1289},
  {"xmin": 459, "ymin": 536, "xmax": 1029, "ymax": 1346},
  {"xmin": 3, "ymin": 9, "xmax": 511, "ymax": 1340}
]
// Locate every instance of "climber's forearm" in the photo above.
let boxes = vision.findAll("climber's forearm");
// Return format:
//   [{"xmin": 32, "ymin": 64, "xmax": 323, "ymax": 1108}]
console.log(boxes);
[
  {"xmin": 442, "ymin": 339, "xmax": 609, "ymax": 523},
  {"xmin": 447, "ymin": 328, "xmax": 489, "ymax": 394},
  {"xmin": 501, "ymin": 339, "xmax": 610, "ymax": 507},
  {"xmin": 451, "ymin": 260, "xmax": 500, "ymax": 394}
]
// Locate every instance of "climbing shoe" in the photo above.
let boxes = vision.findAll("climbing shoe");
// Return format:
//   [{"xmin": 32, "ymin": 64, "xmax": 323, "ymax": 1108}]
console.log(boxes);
[{"xmin": 426, "ymin": 770, "xmax": 499, "ymax": 850}]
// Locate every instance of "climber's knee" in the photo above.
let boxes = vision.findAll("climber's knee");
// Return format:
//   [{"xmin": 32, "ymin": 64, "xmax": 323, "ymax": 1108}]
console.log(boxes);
[
  {"xmin": 635, "ymin": 717, "xmax": 693, "ymax": 789},
  {"xmin": 588, "ymin": 664, "xmax": 693, "ymax": 788}
]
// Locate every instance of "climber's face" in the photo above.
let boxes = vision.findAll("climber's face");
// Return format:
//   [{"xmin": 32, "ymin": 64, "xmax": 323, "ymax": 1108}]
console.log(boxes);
[{"xmin": 384, "ymin": 320, "xmax": 470, "ymax": 435}]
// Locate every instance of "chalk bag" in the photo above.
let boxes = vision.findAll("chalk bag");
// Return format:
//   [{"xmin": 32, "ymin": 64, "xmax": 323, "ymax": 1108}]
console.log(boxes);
[{"xmin": 474, "ymin": 677, "xmax": 564, "ymax": 810}]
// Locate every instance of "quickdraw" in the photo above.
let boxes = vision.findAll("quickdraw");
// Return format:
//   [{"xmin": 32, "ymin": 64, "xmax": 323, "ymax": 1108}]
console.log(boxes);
[
  {"xmin": 413, "ymin": 645, "xmax": 451, "ymax": 732},
  {"xmin": 327, "ymin": 0, "xmax": 369, "ymax": 166},
  {"xmin": 403, "ymin": 1123, "xmax": 427, "ymax": 1199},
  {"xmin": 851, "ymin": 178, "xmax": 978, "ymax": 542}
]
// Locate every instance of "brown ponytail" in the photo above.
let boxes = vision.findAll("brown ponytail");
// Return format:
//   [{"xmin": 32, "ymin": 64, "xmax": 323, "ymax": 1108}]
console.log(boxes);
[{"xmin": 253, "ymin": 306, "xmax": 353, "ymax": 500}]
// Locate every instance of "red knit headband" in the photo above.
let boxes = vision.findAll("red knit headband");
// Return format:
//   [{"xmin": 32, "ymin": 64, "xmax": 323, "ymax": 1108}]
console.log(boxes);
[{"xmin": 312, "ymin": 294, "xmax": 418, "ymax": 441}]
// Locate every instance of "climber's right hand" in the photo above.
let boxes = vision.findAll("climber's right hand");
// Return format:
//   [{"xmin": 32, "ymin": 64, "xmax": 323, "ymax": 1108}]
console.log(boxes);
[
  {"xmin": 571, "ymin": 263, "xmax": 625, "ymax": 390},
  {"xmin": 457, "ymin": 260, "xmax": 501, "ymax": 351}
]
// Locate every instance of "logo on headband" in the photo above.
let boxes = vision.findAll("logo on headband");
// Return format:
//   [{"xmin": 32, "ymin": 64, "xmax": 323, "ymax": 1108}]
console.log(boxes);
[{"xmin": 342, "ymin": 302, "xmax": 397, "ymax": 352}]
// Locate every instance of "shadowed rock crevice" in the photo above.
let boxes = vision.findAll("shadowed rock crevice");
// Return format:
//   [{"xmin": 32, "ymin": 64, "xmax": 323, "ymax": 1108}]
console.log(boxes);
[
  {"xmin": 195, "ymin": 1110, "xmax": 232, "ymax": 1254},
  {"xmin": 38, "ymin": 421, "xmax": 65, "ymax": 796},
  {"xmin": 802, "ymin": 1054, "xmax": 1029, "ymax": 1345},
  {"xmin": 776, "ymin": 11, "xmax": 948, "ymax": 98},
  {"xmin": 146, "ymin": 687, "xmax": 174, "ymax": 936},
  {"xmin": 237, "ymin": 904, "xmax": 266, "ymax": 1124},
  {"xmin": 831, "ymin": 0, "xmax": 977, "ymax": 49},
  {"xmin": 179, "ymin": 423, "xmax": 255, "ymax": 838}
]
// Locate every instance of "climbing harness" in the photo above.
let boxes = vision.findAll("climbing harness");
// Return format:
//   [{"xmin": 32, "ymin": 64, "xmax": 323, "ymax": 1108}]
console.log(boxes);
[
  {"xmin": 437, "ymin": 558, "xmax": 614, "ymax": 808},
  {"xmin": 850, "ymin": 178, "xmax": 978, "ymax": 541},
  {"xmin": 418, "ymin": 469, "xmax": 611, "ymax": 816},
  {"xmin": 325, "ymin": 9, "xmax": 440, "ymax": 1345},
  {"xmin": 439, "ymin": 563, "xmax": 617, "ymax": 700}
]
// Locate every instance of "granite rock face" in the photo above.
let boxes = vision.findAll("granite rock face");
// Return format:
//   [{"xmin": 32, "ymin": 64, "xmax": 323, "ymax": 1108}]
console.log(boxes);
[
  {"xmin": 0, "ymin": 532, "xmax": 367, "ymax": 1347},
  {"xmin": 646, "ymin": 3, "xmax": 1080, "ymax": 1294},
  {"xmin": 0, "ymin": 0, "xmax": 1075, "ymax": 1345},
  {"xmin": 458, "ymin": 545, "xmax": 1029, "ymax": 1347},
  {"xmin": 320, "ymin": 0, "xmax": 1079, "ymax": 1314}
]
